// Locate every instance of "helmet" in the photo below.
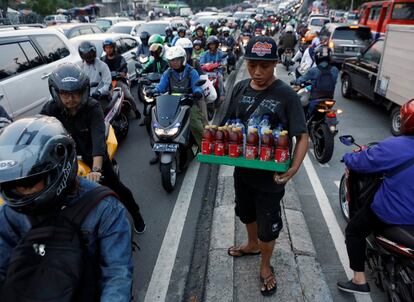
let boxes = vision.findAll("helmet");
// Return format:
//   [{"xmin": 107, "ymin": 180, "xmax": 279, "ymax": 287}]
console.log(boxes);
[
  {"xmin": 193, "ymin": 39, "xmax": 203, "ymax": 47},
  {"xmin": 314, "ymin": 45, "xmax": 331, "ymax": 65},
  {"xmin": 165, "ymin": 46, "xmax": 187, "ymax": 67},
  {"xmin": 206, "ymin": 35, "xmax": 219, "ymax": 47},
  {"xmin": 222, "ymin": 26, "xmax": 230, "ymax": 33},
  {"xmin": 149, "ymin": 43, "xmax": 163, "ymax": 57},
  {"xmin": 213, "ymin": 20, "xmax": 220, "ymax": 28},
  {"xmin": 140, "ymin": 31, "xmax": 150, "ymax": 45},
  {"xmin": 0, "ymin": 116, "xmax": 77, "ymax": 214},
  {"xmin": 195, "ymin": 24, "xmax": 205, "ymax": 32},
  {"xmin": 48, "ymin": 63, "xmax": 90, "ymax": 109},
  {"xmin": 165, "ymin": 25, "xmax": 173, "ymax": 35},
  {"xmin": 78, "ymin": 41, "xmax": 96, "ymax": 63},
  {"xmin": 178, "ymin": 26, "xmax": 186, "ymax": 35},
  {"xmin": 255, "ymin": 15, "xmax": 263, "ymax": 22},
  {"xmin": 244, "ymin": 36, "xmax": 278, "ymax": 61},
  {"xmin": 149, "ymin": 34, "xmax": 164, "ymax": 46},
  {"xmin": 176, "ymin": 38, "xmax": 193, "ymax": 50},
  {"xmin": 400, "ymin": 99, "xmax": 414, "ymax": 135},
  {"xmin": 285, "ymin": 25, "xmax": 294, "ymax": 33},
  {"xmin": 102, "ymin": 38, "xmax": 116, "ymax": 54}
]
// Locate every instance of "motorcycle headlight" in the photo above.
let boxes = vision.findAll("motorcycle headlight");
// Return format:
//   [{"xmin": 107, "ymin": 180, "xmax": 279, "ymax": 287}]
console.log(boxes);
[
  {"xmin": 271, "ymin": 26, "xmax": 275, "ymax": 30},
  {"xmin": 329, "ymin": 125, "xmax": 337, "ymax": 133},
  {"xmin": 153, "ymin": 122, "xmax": 181, "ymax": 137},
  {"xmin": 221, "ymin": 46, "xmax": 228, "ymax": 52},
  {"xmin": 261, "ymin": 29, "xmax": 266, "ymax": 35}
]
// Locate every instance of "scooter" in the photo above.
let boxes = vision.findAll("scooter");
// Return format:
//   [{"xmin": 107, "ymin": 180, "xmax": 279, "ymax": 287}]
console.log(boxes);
[
  {"xmin": 150, "ymin": 92, "xmax": 200, "ymax": 193},
  {"xmin": 282, "ymin": 48, "xmax": 294, "ymax": 71},
  {"xmin": 239, "ymin": 32, "xmax": 252, "ymax": 51},
  {"xmin": 338, "ymin": 135, "xmax": 414, "ymax": 302},
  {"xmin": 219, "ymin": 43, "xmax": 236, "ymax": 74},
  {"xmin": 138, "ymin": 72, "xmax": 162, "ymax": 134},
  {"xmin": 201, "ymin": 62, "xmax": 222, "ymax": 118}
]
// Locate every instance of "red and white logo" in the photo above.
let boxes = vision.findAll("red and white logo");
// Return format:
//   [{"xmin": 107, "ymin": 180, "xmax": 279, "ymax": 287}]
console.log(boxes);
[{"xmin": 251, "ymin": 42, "xmax": 272, "ymax": 57}]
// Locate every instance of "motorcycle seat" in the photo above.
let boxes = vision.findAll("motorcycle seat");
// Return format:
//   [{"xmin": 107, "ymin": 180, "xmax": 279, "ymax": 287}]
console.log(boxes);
[{"xmin": 380, "ymin": 225, "xmax": 414, "ymax": 249}]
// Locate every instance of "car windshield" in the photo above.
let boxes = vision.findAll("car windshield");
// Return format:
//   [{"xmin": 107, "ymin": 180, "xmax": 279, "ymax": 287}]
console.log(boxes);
[
  {"xmin": 197, "ymin": 17, "xmax": 218, "ymax": 26},
  {"xmin": 136, "ymin": 23, "xmax": 167, "ymax": 36},
  {"xmin": 347, "ymin": 13, "xmax": 358, "ymax": 19},
  {"xmin": 96, "ymin": 20, "xmax": 111, "ymax": 28},
  {"xmin": 333, "ymin": 27, "xmax": 372, "ymax": 41},
  {"xmin": 310, "ymin": 18, "xmax": 330, "ymax": 26},
  {"xmin": 108, "ymin": 26, "xmax": 132, "ymax": 34},
  {"xmin": 234, "ymin": 12, "xmax": 251, "ymax": 19},
  {"xmin": 392, "ymin": 2, "xmax": 414, "ymax": 20}
]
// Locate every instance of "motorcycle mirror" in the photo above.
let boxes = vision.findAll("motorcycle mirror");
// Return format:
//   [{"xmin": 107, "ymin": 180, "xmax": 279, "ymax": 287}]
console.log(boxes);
[
  {"xmin": 339, "ymin": 135, "xmax": 355, "ymax": 146},
  {"xmin": 90, "ymin": 82, "xmax": 99, "ymax": 88},
  {"xmin": 195, "ymin": 79, "xmax": 207, "ymax": 86}
]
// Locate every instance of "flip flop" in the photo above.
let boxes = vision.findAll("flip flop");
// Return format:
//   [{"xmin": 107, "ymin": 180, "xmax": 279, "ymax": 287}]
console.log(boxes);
[
  {"xmin": 260, "ymin": 266, "xmax": 277, "ymax": 297},
  {"xmin": 227, "ymin": 246, "xmax": 261, "ymax": 258}
]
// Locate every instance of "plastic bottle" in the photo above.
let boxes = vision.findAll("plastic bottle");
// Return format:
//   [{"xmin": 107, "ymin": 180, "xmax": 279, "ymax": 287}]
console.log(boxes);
[
  {"xmin": 228, "ymin": 127, "xmax": 241, "ymax": 158},
  {"xmin": 245, "ymin": 128, "xmax": 259, "ymax": 160},
  {"xmin": 260, "ymin": 130, "xmax": 274, "ymax": 161},
  {"xmin": 259, "ymin": 115, "xmax": 271, "ymax": 136},
  {"xmin": 210, "ymin": 125, "xmax": 218, "ymax": 137},
  {"xmin": 275, "ymin": 130, "xmax": 289, "ymax": 163},
  {"xmin": 247, "ymin": 115, "xmax": 258, "ymax": 132},
  {"xmin": 223, "ymin": 126, "xmax": 230, "ymax": 155},
  {"xmin": 235, "ymin": 119, "xmax": 246, "ymax": 154},
  {"xmin": 201, "ymin": 125, "xmax": 214, "ymax": 155},
  {"xmin": 214, "ymin": 127, "xmax": 225, "ymax": 156}
]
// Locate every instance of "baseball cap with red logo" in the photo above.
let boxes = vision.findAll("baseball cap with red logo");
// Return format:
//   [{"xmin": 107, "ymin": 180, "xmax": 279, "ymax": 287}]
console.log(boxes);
[{"xmin": 244, "ymin": 36, "xmax": 278, "ymax": 61}]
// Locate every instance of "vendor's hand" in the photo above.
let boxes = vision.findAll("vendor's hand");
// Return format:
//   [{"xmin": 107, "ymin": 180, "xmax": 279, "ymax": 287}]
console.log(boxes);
[
  {"xmin": 86, "ymin": 171, "xmax": 102, "ymax": 182},
  {"xmin": 273, "ymin": 167, "xmax": 298, "ymax": 184}
]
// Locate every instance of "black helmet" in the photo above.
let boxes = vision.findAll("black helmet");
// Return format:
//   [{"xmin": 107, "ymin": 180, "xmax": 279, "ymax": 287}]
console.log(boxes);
[
  {"xmin": 78, "ymin": 41, "xmax": 96, "ymax": 63},
  {"xmin": 165, "ymin": 25, "xmax": 173, "ymax": 34},
  {"xmin": 314, "ymin": 45, "xmax": 331, "ymax": 65},
  {"xmin": 213, "ymin": 20, "xmax": 220, "ymax": 28},
  {"xmin": 140, "ymin": 31, "xmax": 150, "ymax": 45},
  {"xmin": 206, "ymin": 35, "xmax": 219, "ymax": 47},
  {"xmin": 195, "ymin": 24, "xmax": 205, "ymax": 32},
  {"xmin": 244, "ymin": 36, "xmax": 278, "ymax": 61},
  {"xmin": 178, "ymin": 26, "xmax": 186, "ymax": 34},
  {"xmin": 193, "ymin": 39, "xmax": 203, "ymax": 47},
  {"xmin": 0, "ymin": 116, "xmax": 77, "ymax": 214},
  {"xmin": 103, "ymin": 38, "xmax": 116, "ymax": 51},
  {"xmin": 48, "ymin": 63, "xmax": 90, "ymax": 110}
]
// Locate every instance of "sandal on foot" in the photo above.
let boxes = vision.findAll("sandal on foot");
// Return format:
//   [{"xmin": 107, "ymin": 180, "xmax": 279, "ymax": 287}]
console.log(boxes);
[
  {"xmin": 260, "ymin": 267, "xmax": 277, "ymax": 297},
  {"xmin": 260, "ymin": 266, "xmax": 274, "ymax": 282},
  {"xmin": 227, "ymin": 246, "xmax": 261, "ymax": 258}
]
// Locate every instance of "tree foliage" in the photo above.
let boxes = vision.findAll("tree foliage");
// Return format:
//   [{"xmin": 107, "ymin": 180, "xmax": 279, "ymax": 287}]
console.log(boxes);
[{"xmin": 327, "ymin": 0, "xmax": 366, "ymax": 11}]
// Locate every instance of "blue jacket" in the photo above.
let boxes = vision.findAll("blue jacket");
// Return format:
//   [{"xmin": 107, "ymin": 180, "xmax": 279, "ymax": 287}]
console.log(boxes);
[
  {"xmin": 137, "ymin": 43, "xmax": 149, "ymax": 57},
  {"xmin": 200, "ymin": 50, "xmax": 227, "ymax": 65},
  {"xmin": 343, "ymin": 135, "xmax": 414, "ymax": 225},
  {"xmin": 155, "ymin": 64, "xmax": 203, "ymax": 95},
  {"xmin": 0, "ymin": 178, "xmax": 133, "ymax": 302},
  {"xmin": 171, "ymin": 35, "xmax": 180, "ymax": 46}
]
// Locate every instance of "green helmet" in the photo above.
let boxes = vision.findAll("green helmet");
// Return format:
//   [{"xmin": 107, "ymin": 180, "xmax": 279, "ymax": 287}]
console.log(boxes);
[{"xmin": 149, "ymin": 34, "xmax": 164, "ymax": 46}]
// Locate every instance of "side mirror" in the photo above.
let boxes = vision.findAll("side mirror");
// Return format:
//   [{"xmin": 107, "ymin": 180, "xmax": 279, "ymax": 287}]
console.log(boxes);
[
  {"xmin": 356, "ymin": 53, "xmax": 362, "ymax": 61},
  {"xmin": 195, "ymin": 79, "xmax": 207, "ymax": 86},
  {"xmin": 339, "ymin": 135, "xmax": 355, "ymax": 146}
]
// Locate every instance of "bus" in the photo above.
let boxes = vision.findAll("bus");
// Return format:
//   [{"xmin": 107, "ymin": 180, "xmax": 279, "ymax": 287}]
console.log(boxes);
[{"xmin": 358, "ymin": 0, "xmax": 414, "ymax": 38}]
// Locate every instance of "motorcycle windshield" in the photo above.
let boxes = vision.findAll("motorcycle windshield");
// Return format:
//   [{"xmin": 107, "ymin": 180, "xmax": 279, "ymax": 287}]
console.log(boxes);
[
  {"xmin": 147, "ymin": 72, "xmax": 161, "ymax": 82},
  {"xmin": 156, "ymin": 95, "xmax": 181, "ymax": 127}
]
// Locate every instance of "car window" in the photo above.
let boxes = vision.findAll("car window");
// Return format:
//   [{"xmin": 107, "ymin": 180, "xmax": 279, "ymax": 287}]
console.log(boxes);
[
  {"xmin": 96, "ymin": 20, "xmax": 111, "ymax": 28},
  {"xmin": 363, "ymin": 40, "xmax": 384, "ymax": 64},
  {"xmin": 32, "ymin": 35, "xmax": 70, "ymax": 63},
  {"xmin": 19, "ymin": 41, "xmax": 44, "ymax": 69},
  {"xmin": 136, "ymin": 23, "xmax": 168, "ymax": 36},
  {"xmin": 369, "ymin": 6, "xmax": 382, "ymax": 20},
  {"xmin": 92, "ymin": 26, "xmax": 103, "ymax": 33},
  {"xmin": 122, "ymin": 38, "xmax": 138, "ymax": 52},
  {"xmin": 392, "ymin": 2, "xmax": 414, "ymax": 20},
  {"xmin": 332, "ymin": 27, "xmax": 372, "ymax": 41},
  {"xmin": 79, "ymin": 27, "xmax": 94, "ymax": 35},
  {"xmin": 115, "ymin": 39, "xmax": 124, "ymax": 54},
  {"xmin": 69, "ymin": 29, "xmax": 81, "ymax": 38},
  {"xmin": 108, "ymin": 26, "xmax": 132, "ymax": 34},
  {"xmin": 310, "ymin": 18, "xmax": 329, "ymax": 26}
]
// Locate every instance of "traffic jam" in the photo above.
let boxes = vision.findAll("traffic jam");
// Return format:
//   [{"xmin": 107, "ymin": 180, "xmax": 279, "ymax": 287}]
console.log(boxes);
[{"xmin": 0, "ymin": 0, "xmax": 413, "ymax": 301}]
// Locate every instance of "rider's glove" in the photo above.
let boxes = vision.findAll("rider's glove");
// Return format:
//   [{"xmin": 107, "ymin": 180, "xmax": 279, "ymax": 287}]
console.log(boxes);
[
  {"xmin": 193, "ymin": 91, "xmax": 203, "ymax": 100},
  {"xmin": 92, "ymin": 90, "xmax": 101, "ymax": 100}
]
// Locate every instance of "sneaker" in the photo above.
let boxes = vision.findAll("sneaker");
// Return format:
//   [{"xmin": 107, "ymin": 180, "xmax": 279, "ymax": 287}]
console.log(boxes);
[
  {"xmin": 337, "ymin": 280, "xmax": 370, "ymax": 294},
  {"xmin": 133, "ymin": 214, "xmax": 146, "ymax": 234}
]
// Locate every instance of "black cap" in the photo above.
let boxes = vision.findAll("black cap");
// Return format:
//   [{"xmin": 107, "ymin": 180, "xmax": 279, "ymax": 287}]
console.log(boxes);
[{"xmin": 244, "ymin": 36, "xmax": 278, "ymax": 61}]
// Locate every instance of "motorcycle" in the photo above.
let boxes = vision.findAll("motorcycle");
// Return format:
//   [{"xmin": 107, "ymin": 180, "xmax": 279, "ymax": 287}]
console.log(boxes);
[
  {"xmin": 219, "ymin": 43, "xmax": 236, "ymax": 74},
  {"xmin": 293, "ymin": 83, "xmax": 342, "ymax": 163},
  {"xmin": 338, "ymin": 135, "xmax": 414, "ymax": 302},
  {"xmin": 150, "ymin": 93, "xmax": 200, "ymax": 193},
  {"xmin": 254, "ymin": 28, "xmax": 266, "ymax": 37},
  {"xmin": 137, "ymin": 72, "xmax": 162, "ymax": 134},
  {"xmin": 201, "ymin": 62, "xmax": 223, "ymax": 118},
  {"xmin": 282, "ymin": 48, "xmax": 294, "ymax": 71},
  {"xmin": 239, "ymin": 32, "xmax": 252, "ymax": 51}
]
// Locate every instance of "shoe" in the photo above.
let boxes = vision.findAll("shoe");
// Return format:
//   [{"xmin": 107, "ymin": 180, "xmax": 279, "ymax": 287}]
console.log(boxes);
[
  {"xmin": 135, "ymin": 110, "xmax": 142, "ymax": 120},
  {"xmin": 149, "ymin": 154, "xmax": 159, "ymax": 165},
  {"xmin": 337, "ymin": 280, "xmax": 370, "ymax": 294},
  {"xmin": 133, "ymin": 213, "xmax": 146, "ymax": 234}
]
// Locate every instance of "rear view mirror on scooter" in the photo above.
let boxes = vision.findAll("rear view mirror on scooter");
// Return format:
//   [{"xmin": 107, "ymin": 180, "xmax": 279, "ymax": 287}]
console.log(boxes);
[
  {"xmin": 195, "ymin": 79, "xmax": 207, "ymax": 86},
  {"xmin": 339, "ymin": 135, "xmax": 355, "ymax": 146}
]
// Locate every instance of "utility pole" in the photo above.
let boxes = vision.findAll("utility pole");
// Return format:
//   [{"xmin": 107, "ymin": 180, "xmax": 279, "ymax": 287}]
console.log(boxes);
[{"xmin": 350, "ymin": 0, "xmax": 354, "ymax": 11}]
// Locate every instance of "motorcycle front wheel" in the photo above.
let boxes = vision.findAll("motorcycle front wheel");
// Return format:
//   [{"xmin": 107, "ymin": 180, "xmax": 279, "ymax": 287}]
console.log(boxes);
[
  {"xmin": 160, "ymin": 157, "xmax": 177, "ymax": 193},
  {"xmin": 313, "ymin": 123, "xmax": 334, "ymax": 164},
  {"xmin": 113, "ymin": 113, "xmax": 129, "ymax": 141}
]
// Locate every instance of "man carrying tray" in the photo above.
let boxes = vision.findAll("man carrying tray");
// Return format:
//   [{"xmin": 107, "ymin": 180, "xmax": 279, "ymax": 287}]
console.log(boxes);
[{"xmin": 222, "ymin": 36, "xmax": 309, "ymax": 297}]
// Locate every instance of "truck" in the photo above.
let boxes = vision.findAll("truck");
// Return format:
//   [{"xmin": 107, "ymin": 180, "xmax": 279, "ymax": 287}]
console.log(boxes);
[{"xmin": 341, "ymin": 24, "xmax": 414, "ymax": 135}]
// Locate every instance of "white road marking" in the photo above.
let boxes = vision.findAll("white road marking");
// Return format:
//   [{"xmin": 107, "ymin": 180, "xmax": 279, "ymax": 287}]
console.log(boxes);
[
  {"xmin": 309, "ymin": 148, "xmax": 330, "ymax": 168},
  {"xmin": 334, "ymin": 181, "xmax": 340, "ymax": 189},
  {"xmin": 144, "ymin": 162, "xmax": 200, "ymax": 302},
  {"xmin": 303, "ymin": 154, "xmax": 373, "ymax": 302}
]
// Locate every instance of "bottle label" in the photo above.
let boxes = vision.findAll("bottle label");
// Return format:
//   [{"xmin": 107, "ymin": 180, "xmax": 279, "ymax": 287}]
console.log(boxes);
[
  {"xmin": 202, "ymin": 140, "xmax": 213, "ymax": 155},
  {"xmin": 275, "ymin": 148, "xmax": 289, "ymax": 163},
  {"xmin": 245, "ymin": 145, "xmax": 258, "ymax": 160},
  {"xmin": 214, "ymin": 142, "xmax": 226, "ymax": 156},
  {"xmin": 259, "ymin": 146, "xmax": 273, "ymax": 161},
  {"xmin": 229, "ymin": 144, "xmax": 241, "ymax": 158}
]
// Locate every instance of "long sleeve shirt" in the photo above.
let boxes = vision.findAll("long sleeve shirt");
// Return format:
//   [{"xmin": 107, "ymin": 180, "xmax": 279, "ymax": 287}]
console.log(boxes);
[{"xmin": 82, "ymin": 58, "xmax": 112, "ymax": 96}]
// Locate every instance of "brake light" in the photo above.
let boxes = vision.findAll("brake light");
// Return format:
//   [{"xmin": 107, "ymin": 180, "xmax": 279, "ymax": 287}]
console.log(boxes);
[
  {"xmin": 349, "ymin": 25, "xmax": 359, "ymax": 29},
  {"xmin": 327, "ymin": 112, "xmax": 336, "ymax": 118}
]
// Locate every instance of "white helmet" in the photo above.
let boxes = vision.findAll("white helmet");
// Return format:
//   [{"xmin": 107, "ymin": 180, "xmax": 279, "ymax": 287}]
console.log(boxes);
[
  {"xmin": 175, "ymin": 38, "xmax": 193, "ymax": 50},
  {"xmin": 165, "ymin": 46, "xmax": 187, "ymax": 66},
  {"xmin": 285, "ymin": 25, "xmax": 294, "ymax": 33},
  {"xmin": 222, "ymin": 26, "xmax": 230, "ymax": 33}
]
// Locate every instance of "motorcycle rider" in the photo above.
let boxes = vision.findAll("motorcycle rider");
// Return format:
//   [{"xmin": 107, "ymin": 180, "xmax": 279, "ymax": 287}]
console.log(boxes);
[
  {"xmin": 200, "ymin": 36, "xmax": 227, "ymax": 102},
  {"xmin": 78, "ymin": 41, "xmax": 112, "ymax": 101},
  {"xmin": 293, "ymin": 43, "xmax": 316, "ymax": 79},
  {"xmin": 242, "ymin": 21, "xmax": 254, "ymax": 34},
  {"xmin": 191, "ymin": 24, "xmax": 207, "ymax": 49},
  {"xmin": 219, "ymin": 27, "xmax": 237, "ymax": 67},
  {"xmin": 101, "ymin": 38, "xmax": 141, "ymax": 119},
  {"xmin": 142, "ymin": 43, "xmax": 169, "ymax": 74},
  {"xmin": 137, "ymin": 31, "xmax": 150, "ymax": 57},
  {"xmin": 148, "ymin": 34, "xmax": 164, "ymax": 47},
  {"xmin": 40, "ymin": 63, "xmax": 146, "ymax": 234},
  {"xmin": 147, "ymin": 46, "xmax": 204, "ymax": 164},
  {"xmin": 164, "ymin": 25, "xmax": 175, "ymax": 46},
  {"xmin": 172, "ymin": 26, "xmax": 187, "ymax": 46},
  {"xmin": 253, "ymin": 15, "xmax": 265, "ymax": 32},
  {"xmin": 192, "ymin": 39, "xmax": 205, "ymax": 62},
  {"xmin": 0, "ymin": 116, "xmax": 133, "ymax": 301},
  {"xmin": 277, "ymin": 25, "xmax": 297, "ymax": 60},
  {"xmin": 293, "ymin": 45, "xmax": 338, "ymax": 115},
  {"xmin": 337, "ymin": 99, "xmax": 414, "ymax": 294},
  {"xmin": 176, "ymin": 38, "xmax": 203, "ymax": 74},
  {"xmin": 207, "ymin": 21, "xmax": 220, "ymax": 37}
]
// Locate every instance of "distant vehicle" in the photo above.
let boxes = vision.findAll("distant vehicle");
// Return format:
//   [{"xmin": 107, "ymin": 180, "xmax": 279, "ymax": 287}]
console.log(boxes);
[
  {"xmin": 135, "ymin": 21, "xmax": 170, "ymax": 39},
  {"xmin": 341, "ymin": 25, "xmax": 414, "ymax": 135},
  {"xmin": 96, "ymin": 17, "xmax": 130, "ymax": 32},
  {"xmin": 107, "ymin": 21, "xmax": 145, "ymax": 36},
  {"xmin": 333, "ymin": 10, "xmax": 347, "ymax": 22},
  {"xmin": 345, "ymin": 12, "xmax": 359, "ymax": 24},
  {"xmin": 44, "ymin": 14, "xmax": 68, "ymax": 26},
  {"xmin": 49, "ymin": 23, "xmax": 103, "ymax": 39},
  {"xmin": 194, "ymin": 11, "xmax": 218, "ymax": 17},
  {"xmin": 358, "ymin": 0, "xmax": 414, "ymax": 38},
  {"xmin": 320, "ymin": 23, "xmax": 372, "ymax": 64},
  {"xmin": 70, "ymin": 33, "xmax": 139, "ymax": 80},
  {"xmin": 308, "ymin": 16, "xmax": 330, "ymax": 32},
  {"xmin": 205, "ymin": 7, "xmax": 219, "ymax": 12}
]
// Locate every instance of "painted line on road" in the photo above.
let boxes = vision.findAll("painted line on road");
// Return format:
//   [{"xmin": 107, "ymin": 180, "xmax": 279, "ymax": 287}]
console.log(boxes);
[
  {"xmin": 303, "ymin": 154, "xmax": 373, "ymax": 302},
  {"xmin": 144, "ymin": 162, "xmax": 200, "ymax": 302},
  {"xmin": 334, "ymin": 181, "xmax": 340, "ymax": 189}
]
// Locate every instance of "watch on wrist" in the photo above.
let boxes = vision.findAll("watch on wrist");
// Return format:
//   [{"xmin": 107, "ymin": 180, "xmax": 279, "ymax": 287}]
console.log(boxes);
[{"xmin": 92, "ymin": 167, "xmax": 102, "ymax": 173}]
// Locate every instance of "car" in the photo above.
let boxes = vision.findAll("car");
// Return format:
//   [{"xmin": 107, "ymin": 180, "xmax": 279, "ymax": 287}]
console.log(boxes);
[
  {"xmin": 0, "ymin": 26, "xmax": 81, "ymax": 118},
  {"xmin": 319, "ymin": 23, "xmax": 372, "ymax": 64},
  {"xmin": 344, "ymin": 12, "xmax": 359, "ymax": 25},
  {"xmin": 70, "ymin": 33, "xmax": 139, "ymax": 80},
  {"xmin": 96, "ymin": 17, "xmax": 130, "ymax": 32},
  {"xmin": 107, "ymin": 20, "xmax": 145, "ymax": 36},
  {"xmin": 308, "ymin": 16, "xmax": 330, "ymax": 33},
  {"xmin": 44, "ymin": 14, "xmax": 68, "ymax": 26},
  {"xmin": 135, "ymin": 21, "xmax": 170, "ymax": 39},
  {"xmin": 49, "ymin": 23, "xmax": 103, "ymax": 39}
]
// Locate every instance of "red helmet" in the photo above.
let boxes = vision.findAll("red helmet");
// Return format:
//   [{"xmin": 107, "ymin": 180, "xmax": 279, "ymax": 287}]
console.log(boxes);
[{"xmin": 400, "ymin": 99, "xmax": 414, "ymax": 135}]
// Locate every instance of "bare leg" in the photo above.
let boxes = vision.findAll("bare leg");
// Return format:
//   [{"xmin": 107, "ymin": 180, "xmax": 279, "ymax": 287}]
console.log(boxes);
[
  {"xmin": 259, "ymin": 240, "xmax": 277, "ymax": 291},
  {"xmin": 353, "ymin": 271, "xmax": 367, "ymax": 284},
  {"xmin": 228, "ymin": 222, "xmax": 260, "ymax": 256}
]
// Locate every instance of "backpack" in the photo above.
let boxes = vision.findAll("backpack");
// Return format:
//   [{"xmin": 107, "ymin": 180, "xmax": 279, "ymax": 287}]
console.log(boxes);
[
  {"xmin": 1, "ymin": 186, "xmax": 116, "ymax": 302},
  {"xmin": 312, "ymin": 66, "xmax": 336, "ymax": 99}
]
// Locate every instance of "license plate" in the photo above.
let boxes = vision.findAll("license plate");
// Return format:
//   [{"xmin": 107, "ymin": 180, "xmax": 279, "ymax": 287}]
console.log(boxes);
[{"xmin": 153, "ymin": 143, "xmax": 178, "ymax": 152}]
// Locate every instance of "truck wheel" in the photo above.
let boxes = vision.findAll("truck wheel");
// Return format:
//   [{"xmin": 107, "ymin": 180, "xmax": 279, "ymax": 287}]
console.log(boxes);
[
  {"xmin": 341, "ymin": 75, "xmax": 354, "ymax": 99},
  {"xmin": 390, "ymin": 106, "xmax": 402, "ymax": 136}
]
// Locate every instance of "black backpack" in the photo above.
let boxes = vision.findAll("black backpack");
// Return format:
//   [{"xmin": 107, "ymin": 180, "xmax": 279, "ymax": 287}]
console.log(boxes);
[
  {"xmin": 312, "ymin": 66, "xmax": 336, "ymax": 99},
  {"xmin": 1, "ymin": 186, "xmax": 116, "ymax": 302}
]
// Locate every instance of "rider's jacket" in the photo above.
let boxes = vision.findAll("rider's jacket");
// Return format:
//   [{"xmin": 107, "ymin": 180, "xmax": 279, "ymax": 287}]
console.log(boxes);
[
  {"xmin": 137, "ymin": 44, "xmax": 150, "ymax": 57},
  {"xmin": 279, "ymin": 32, "xmax": 297, "ymax": 49},
  {"xmin": 200, "ymin": 49, "xmax": 227, "ymax": 65},
  {"xmin": 343, "ymin": 135, "xmax": 414, "ymax": 225},
  {"xmin": 102, "ymin": 54, "xmax": 128, "ymax": 74},
  {"xmin": 142, "ymin": 58, "xmax": 169, "ymax": 74},
  {"xmin": 0, "ymin": 177, "xmax": 133, "ymax": 301},
  {"xmin": 253, "ymin": 21, "xmax": 265, "ymax": 30},
  {"xmin": 164, "ymin": 35, "xmax": 174, "ymax": 46},
  {"xmin": 191, "ymin": 35, "xmax": 207, "ymax": 48},
  {"xmin": 82, "ymin": 58, "xmax": 112, "ymax": 96},
  {"xmin": 154, "ymin": 64, "xmax": 203, "ymax": 95},
  {"xmin": 219, "ymin": 36, "xmax": 236, "ymax": 48}
]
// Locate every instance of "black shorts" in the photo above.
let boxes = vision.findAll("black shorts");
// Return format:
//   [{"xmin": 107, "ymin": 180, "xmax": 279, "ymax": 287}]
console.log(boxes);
[{"xmin": 234, "ymin": 176, "xmax": 285, "ymax": 242}]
